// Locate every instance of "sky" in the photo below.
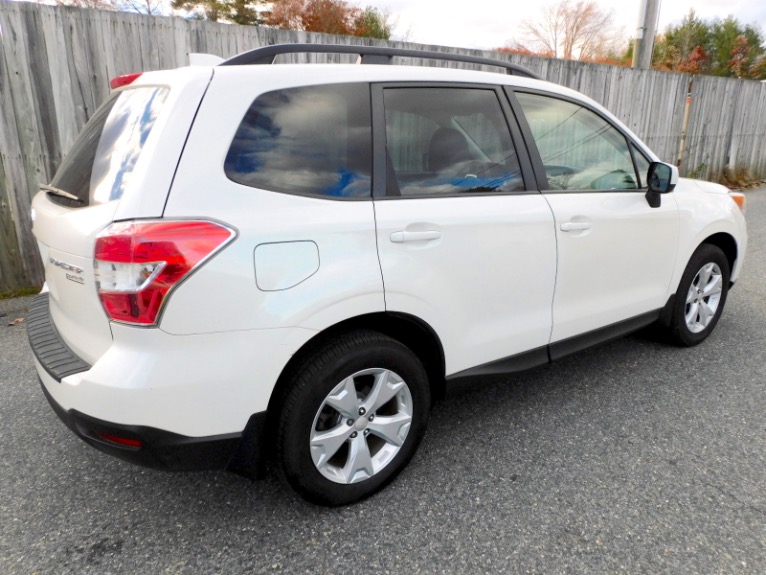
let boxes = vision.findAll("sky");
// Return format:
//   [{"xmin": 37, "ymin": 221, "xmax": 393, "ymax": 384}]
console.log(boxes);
[{"xmin": 362, "ymin": 0, "xmax": 766, "ymax": 51}]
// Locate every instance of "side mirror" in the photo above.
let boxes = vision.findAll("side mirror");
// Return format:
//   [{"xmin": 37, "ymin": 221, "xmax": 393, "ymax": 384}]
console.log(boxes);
[{"xmin": 645, "ymin": 162, "xmax": 678, "ymax": 208}]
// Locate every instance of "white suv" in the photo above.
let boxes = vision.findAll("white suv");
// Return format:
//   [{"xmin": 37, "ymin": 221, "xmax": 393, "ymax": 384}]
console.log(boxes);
[{"xmin": 28, "ymin": 44, "xmax": 747, "ymax": 506}]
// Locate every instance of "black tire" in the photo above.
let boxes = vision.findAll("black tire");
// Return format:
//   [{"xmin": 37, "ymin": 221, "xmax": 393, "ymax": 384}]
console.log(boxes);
[
  {"xmin": 667, "ymin": 244, "xmax": 730, "ymax": 347},
  {"xmin": 275, "ymin": 330, "xmax": 430, "ymax": 506}
]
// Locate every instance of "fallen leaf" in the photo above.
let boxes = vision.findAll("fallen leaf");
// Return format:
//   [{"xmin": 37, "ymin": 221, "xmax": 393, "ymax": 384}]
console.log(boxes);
[{"xmin": 8, "ymin": 317, "xmax": 24, "ymax": 326}]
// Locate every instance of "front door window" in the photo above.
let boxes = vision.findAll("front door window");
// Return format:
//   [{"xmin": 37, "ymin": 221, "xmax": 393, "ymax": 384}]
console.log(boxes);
[{"xmin": 516, "ymin": 92, "xmax": 639, "ymax": 191}]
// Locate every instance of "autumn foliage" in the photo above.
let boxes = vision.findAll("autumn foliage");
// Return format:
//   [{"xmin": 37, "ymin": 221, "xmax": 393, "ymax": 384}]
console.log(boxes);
[
  {"xmin": 652, "ymin": 11, "xmax": 766, "ymax": 80},
  {"xmin": 675, "ymin": 46, "xmax": 708, "ymax": 75},
  {"xmin": 266, "ymin": 0, "xmax": 392, "ymax": 39},
  {"xmin": 496, "ymin": 45, "xmax": 629, "ymax": 67},
  {"xmin": 495, "ymin": 45, "xmax": 554, "ymax": 58}
]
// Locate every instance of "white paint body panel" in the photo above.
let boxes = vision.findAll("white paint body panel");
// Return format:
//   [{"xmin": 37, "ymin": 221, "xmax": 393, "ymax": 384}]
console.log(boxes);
[
  {"xmin": 161, "ymin": 69, "xmax": 385, "ymax": 335},
  {"xmin": 159, "ymin": 187, "xmax": 383, "ymax": 335},
  {"xmin": 545, "ymin": 190, "xmax": 680, "ymax": 342},
  {"xmin": 374, "ymin": 195, "xmax": 556, "ymax": 375},
  {"xmin": 36, "ymin": 324, "xmax": 315, "ymax": 436},
  {"xmin": 671, "ymin": 178, "xmax": 748, "ymax": 284},
  {"xmin": 31, "ymin": 195, "xmax": 119, "ymax": 364},
  {"xmin": 255, "ymin": 241, "xmax": 320, "ymax": 291}
]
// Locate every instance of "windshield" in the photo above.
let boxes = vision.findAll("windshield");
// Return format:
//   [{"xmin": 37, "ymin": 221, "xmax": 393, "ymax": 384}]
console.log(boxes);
[{"xmin": 49, "ymin": 87, "xmax": 168, "ymax": 207}]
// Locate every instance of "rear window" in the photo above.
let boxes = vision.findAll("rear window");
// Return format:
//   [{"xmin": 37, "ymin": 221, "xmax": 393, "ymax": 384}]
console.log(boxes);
[
  {"xmin": 48, "ymin": 87, "xmax": 168, "ymax": 207},
  {"xmin": 224, "ymin": 83, "xmax": 372, "ymax": 198}
]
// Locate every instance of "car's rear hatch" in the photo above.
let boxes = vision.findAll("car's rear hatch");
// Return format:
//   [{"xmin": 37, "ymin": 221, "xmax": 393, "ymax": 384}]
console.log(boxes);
[{"xmin": 31, "ymin": 68, "xmax": 213, "ymax": 367}]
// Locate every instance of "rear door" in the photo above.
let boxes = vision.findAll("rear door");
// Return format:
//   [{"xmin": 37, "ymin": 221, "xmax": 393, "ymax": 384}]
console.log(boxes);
[
  {"xmin": 32, "ymin": 71, "xmax": 211, "ymax": 363},
  {"xmin": 372, "ymin": 84, "xmax": 557, "ymax": 376}
]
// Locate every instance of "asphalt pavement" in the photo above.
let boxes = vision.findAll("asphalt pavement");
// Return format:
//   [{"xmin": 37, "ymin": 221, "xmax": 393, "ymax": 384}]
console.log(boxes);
[{"xmin": 1, "ymin": 188, "xmax": 765, "ymax": 575}]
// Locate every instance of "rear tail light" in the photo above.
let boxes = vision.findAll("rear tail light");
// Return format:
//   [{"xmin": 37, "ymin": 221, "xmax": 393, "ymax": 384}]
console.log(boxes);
[{"xmin": 94, "ymin": 220, "xmax": 235, "ymax": 326}]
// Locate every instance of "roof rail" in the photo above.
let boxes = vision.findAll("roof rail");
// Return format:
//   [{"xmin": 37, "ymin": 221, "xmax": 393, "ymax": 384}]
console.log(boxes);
[{"xmin": 219, "ymin": 43, "xmax": 541, "ymax": 79}]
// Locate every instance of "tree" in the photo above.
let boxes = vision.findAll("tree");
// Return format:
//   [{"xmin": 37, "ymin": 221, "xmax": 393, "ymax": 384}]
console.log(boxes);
[
  {"xmin": 171, "ymin": 0, "xmax": 268, "ymax": 24},
  {"xmin": 353, "ymin": 6, "xmax": 392, "ymax": 40},
  {"xmin": 751, "ymin": 55, "xmax": 766, "ymax": 80},
  {"xmin": 515, "ymin": 0, "xmax": 623, "ymax": 60},
  {"xmin": 117, "ymin": 0, "xmax": 166, "ymax": 15},
  {"xmin": 676, "ymin": 45, "xmax": 708, "ymax": 75},
  {"xmin": 44, "ymin": 0, "xmax": 167, "ymax": 15},
  {"xmin": 709, "ymin": 18, "xmax": 764, "ymax": 77},
  {"xmin": 495, "ymin": 44, "xmax": 553, "ymax": 58},
  {"xmin": 266, "ymin": 0, "xmax": 304, "ymax": 29},
  {"xmin": 266, "ymin": 0, "xmax": 392, "ymax": 39},
  {"xmin": 729, "ymin": 35, "xmax": 750, "ymax": 78},
  {"xmin": 302, "ymin": 0, "xmax": 352, "ymax": 34},
  {"xmin": 43, "ymin": 0, "xmax": 118, "ymax": 10},
  {"xmin": 653, "ymin": 11, "xmax": 766, "ymax": 80}
]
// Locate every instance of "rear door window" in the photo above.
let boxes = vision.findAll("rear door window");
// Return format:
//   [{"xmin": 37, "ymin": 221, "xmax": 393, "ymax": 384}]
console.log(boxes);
[
  {"xmin": 224, "ymin": 83, "xmax": 372, "ymax": 198},
  {"xmin": 383, "ymin": 87, "xmax": 524, "ymax": 196},
  {"xmin": 49, "ymin": 87, "xmax": 168, "ymax": 207}
]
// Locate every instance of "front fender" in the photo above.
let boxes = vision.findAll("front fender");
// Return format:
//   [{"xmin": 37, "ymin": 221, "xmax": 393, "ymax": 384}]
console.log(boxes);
[{"xmin": 670, "ymin": 180, "xmax": 748, "ymax": 292}]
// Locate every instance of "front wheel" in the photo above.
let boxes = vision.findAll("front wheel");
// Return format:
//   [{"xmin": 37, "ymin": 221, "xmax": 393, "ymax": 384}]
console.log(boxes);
[
  {"xmin": 666, "ymin": 244, "xmax": 730, "ymax": 347},
  {"xmin": 275, "ymin": 330, "xmax": 430, "ymax": 506}
]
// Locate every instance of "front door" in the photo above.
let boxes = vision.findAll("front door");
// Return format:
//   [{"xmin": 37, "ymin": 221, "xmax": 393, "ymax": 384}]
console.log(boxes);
[{"xmin": 513, "ymin": 91, "xmax": 680, "ymax": 347}]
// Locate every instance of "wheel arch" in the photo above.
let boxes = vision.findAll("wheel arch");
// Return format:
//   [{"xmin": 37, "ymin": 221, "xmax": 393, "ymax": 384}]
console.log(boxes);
[
  {"xmin": 701, "ymin": 232, "xmax": 738, "ymax": 282},
  {"xmin": 262, "ymin": 312, "xmax": 446, "ymax": 449},
  {"xmin": 660, "ymin": 231, "xmax": 737, "ymax": 327}
]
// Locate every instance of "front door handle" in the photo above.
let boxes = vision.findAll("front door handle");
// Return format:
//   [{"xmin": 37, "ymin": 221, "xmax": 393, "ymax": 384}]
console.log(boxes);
[
  {"xmin": 390, "ymin": 230, "xmax": 442, "ymax": 243},
  {"xmin": 560, "ymin": 221, "xmax": 592, "ymax": 232}
]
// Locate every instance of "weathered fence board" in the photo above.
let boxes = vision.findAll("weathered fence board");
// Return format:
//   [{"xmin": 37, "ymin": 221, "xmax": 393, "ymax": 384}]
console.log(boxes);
[{"xmin": 1, "ymin": 2, "xmax": 766, "ymax": 291}]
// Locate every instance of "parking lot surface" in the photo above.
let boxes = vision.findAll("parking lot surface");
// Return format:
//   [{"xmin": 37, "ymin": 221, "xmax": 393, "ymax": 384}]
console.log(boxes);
[{"xmin": 1, "ymin": 188, "xmax": 765, "ymax": 575}]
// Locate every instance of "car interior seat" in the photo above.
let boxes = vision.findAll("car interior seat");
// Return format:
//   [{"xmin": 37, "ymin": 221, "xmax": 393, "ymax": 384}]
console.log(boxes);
[{"xmin": 427, "ymin": 128, "xmax": 471, "ymax": 172}]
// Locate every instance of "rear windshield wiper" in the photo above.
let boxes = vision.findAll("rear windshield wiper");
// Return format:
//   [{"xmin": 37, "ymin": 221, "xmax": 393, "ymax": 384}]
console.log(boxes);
[{"xmin": 39, "ymin": 184, "xmax": 83, "ymax": 203}]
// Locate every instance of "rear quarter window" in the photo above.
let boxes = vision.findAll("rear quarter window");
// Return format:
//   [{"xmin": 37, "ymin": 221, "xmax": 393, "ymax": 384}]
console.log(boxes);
[
  {"xmin": 224, "ymin": 83, "xmax": 372, "ymax": 199},
  {"xmin": 49, "ymin": 87, "xmax": 168, "ymax": 207}
]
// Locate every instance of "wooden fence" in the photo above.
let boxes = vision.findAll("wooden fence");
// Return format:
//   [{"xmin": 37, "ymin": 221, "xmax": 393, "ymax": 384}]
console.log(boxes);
[{"xmin": 1, "ymin": 2, "xmax": 765, "ymax": 291}]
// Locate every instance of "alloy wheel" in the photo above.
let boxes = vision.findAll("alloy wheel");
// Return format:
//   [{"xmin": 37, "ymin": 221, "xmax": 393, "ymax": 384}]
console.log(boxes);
[
  {"xmin": 309, "ymin": 368, "xmax": 413, "ymax": 484},
  {"xmin": 684, "ymin": 262, "xmax": 723, "ymax": 333}
]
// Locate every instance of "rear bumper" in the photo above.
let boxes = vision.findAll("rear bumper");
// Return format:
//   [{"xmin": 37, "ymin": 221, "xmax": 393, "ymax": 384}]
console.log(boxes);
[
  {"xmin": 40, "ymin": 378, "xmax": 245, "ymax": 471},
  {"xmin": 27, "ymin": 293, "xmax": 92, "ymax": 381},
  {"xmin": 28, "ymin": 292, "xmax": 277, "ymax": 474}
]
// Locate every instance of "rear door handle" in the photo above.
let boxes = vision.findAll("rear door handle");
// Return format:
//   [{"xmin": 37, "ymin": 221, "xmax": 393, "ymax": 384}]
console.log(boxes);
[
  {"xmin": 390, "ymin": 230, "xmax": 442, "ymax": 243},
  {"xmin": 560, "ymin": 221, "xmax": 592, "ymax": 232}
]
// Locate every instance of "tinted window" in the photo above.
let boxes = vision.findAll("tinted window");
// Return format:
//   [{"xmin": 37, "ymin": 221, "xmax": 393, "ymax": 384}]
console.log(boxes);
[
  {"xmin": 50, "ymin": 87, "xmax": 168, "ymax": 207},
  {"xmin": 383, "ymin": 88, "xmax": 523, "ymax": 196},
  {"xmin": 516, "ymin": 92, "xmax": 639, "ymax": 191},
  {"xmin": 631, "ymin": 143, "xmax": 651, "ymax": 188},
  {"xmin": 225, "ymin": 84, "xmax": 372, "ymax": 198}
]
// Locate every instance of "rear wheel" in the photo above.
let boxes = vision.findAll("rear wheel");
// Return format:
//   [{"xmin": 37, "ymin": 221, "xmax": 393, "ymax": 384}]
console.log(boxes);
[
  {"xmin": 275, "ymin": 330, "xmax": 430, "ymax": 506},
  {"xmin": 667, "ymin": 244, "xmax": 730, "ymax": 347}
]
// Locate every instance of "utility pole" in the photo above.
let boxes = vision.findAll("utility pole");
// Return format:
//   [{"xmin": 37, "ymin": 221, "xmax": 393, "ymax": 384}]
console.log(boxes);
[{"xmin": 632, "ymin": 0, "xmax": 661, "ymax": 69}]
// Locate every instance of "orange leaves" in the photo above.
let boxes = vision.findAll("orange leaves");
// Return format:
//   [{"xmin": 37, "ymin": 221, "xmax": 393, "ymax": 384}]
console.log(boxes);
[{"xmin": 266, "ymin": 0, "xmax": 391, "ymax": 39}]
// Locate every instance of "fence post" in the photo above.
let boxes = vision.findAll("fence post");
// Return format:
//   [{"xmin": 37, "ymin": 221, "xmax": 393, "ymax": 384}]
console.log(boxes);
[{"xmin": 676, "ymin": 78, "xmax": 693, "ymax": 172}]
